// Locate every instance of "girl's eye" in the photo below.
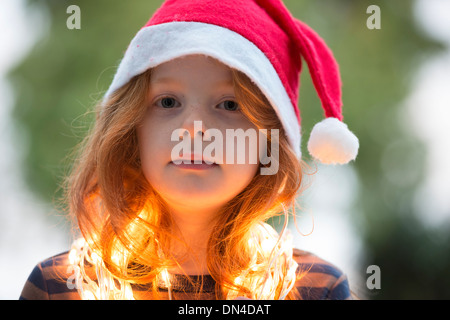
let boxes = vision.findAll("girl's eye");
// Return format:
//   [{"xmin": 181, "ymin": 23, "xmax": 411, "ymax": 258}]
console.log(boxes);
[
  {"xmin": 219, "ymin": 100, "xmax": 240, "ymax": 112},
  {"xmin": 157, "ymin": 97, "xmax": 179, "ymax": 108}
]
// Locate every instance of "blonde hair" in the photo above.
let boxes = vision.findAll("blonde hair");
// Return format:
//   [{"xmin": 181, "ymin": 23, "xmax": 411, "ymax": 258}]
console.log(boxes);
[{"xmin": 64, "ymin": 65, "xmax": 305, "ymax": 299}]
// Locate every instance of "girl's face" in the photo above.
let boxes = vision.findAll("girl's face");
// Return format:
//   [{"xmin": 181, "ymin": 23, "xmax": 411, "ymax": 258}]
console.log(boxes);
[{"xmin": 137, "ymin": 54, "xmax": 260, "ymax": 217}]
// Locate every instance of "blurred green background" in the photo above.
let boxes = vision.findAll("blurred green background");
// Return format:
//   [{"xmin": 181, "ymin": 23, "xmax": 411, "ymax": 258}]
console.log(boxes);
[{"xmin": 5, "ymin": 0, "xmax": 450, "ymax": 299}]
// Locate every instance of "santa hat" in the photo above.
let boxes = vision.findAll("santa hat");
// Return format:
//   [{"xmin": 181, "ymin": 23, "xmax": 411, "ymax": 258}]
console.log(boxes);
[{"xmin": 103, "ymin": 0, "xmax": 359, "ymax": 164}]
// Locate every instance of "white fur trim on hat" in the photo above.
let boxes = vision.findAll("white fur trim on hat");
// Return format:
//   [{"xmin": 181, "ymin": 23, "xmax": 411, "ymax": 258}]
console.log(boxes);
[
  {"xmin": 307, "ymin": 117, "xmax": 359, "ymax": 165},
  {"xmin": 104, "ymin": 21, "xmax": 302, "ymax": 159}
]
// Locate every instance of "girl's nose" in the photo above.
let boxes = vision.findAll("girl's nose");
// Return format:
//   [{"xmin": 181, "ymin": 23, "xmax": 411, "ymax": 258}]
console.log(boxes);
[
  {"xmin": 177, "ymin": 125, "xmax": 204, "ymax": 141},
  {"xmin": 178, "ymin": 103, "xmax": 211, "ymax": 140}
]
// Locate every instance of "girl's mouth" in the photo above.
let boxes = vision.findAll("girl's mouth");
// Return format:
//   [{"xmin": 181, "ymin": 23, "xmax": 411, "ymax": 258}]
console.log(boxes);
[
  {"xmin": 170, "ymin": 160, "xmax": 218, "ymax": 170},
  {"xmin": 170, "ymin": 153, "xmax": 218, "ymax": 170}
]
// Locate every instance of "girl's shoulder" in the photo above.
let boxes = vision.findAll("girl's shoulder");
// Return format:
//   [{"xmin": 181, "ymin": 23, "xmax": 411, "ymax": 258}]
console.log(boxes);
[
  {"xmin": 19, "ymin": 251, "xmax": 81, "ymax": 300},
  {"xmin": 292, "ymin": 248, "xmax": 353, "ymax": 300}
]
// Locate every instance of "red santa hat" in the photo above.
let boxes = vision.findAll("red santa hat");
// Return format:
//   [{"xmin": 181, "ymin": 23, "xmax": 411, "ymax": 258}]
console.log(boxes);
[{"xmin": 104, "ymin": 0, "xmax": 359, "ymax": 164}]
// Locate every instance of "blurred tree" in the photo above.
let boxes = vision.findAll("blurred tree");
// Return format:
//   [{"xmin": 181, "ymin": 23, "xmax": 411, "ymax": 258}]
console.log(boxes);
[
  {"xmin": 8, "ymin": 0, "xmax": 164, "ymax": 204},
  {"xmin": 7, "ymin": 0, "xmax": 449, "ymax": 298},
  {"xmin": 285, "ymin": 0, "xmax": 449, "ymax": 299}
]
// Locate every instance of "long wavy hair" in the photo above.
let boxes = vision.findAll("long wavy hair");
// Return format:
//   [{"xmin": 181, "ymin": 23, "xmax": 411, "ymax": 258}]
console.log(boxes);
[{"xmin": 64, "ymin": 63, "xmax": 306, "ymax": 299}]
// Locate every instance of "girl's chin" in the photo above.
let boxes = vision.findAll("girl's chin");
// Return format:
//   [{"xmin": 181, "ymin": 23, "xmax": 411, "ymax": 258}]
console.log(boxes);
[{"xmin": 158, "ymin": 184, "xmax": 231, "ymax": 206}]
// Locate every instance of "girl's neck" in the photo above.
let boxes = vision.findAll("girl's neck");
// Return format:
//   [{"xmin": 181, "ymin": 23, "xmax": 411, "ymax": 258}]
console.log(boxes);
[{"xmin": 166, "ymin": 205, "xmax": 220, "ymax": 275}]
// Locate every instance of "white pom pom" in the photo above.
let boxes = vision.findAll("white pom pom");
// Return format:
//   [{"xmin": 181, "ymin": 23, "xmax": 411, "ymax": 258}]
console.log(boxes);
[{"xmin": 307, "ymin": 117, "xmax": 359, "ymax": 165}]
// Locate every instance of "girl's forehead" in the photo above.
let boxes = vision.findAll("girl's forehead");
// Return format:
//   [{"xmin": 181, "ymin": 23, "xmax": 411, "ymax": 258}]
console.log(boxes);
[{"xmin": 151, "ymin": 54, "xmax": 233, "ymax": 82}]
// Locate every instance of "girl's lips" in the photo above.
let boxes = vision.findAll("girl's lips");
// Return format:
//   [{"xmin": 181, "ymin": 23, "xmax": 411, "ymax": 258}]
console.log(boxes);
[{"xmin": 170, "ymin": 161, "xmax": 218, "ymax": 170}]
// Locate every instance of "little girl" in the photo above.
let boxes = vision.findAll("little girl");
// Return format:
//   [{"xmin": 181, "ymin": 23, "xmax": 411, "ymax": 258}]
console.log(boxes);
[{"xmin": 20, "ymin": 0, "xmax": 359, "ymax": 300}]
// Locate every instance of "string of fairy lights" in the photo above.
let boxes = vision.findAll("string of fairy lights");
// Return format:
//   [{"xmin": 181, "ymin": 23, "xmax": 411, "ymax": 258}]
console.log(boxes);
[{"xmin": 68, "ymin": 205, "xmax": 297, "ymax": 300}]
